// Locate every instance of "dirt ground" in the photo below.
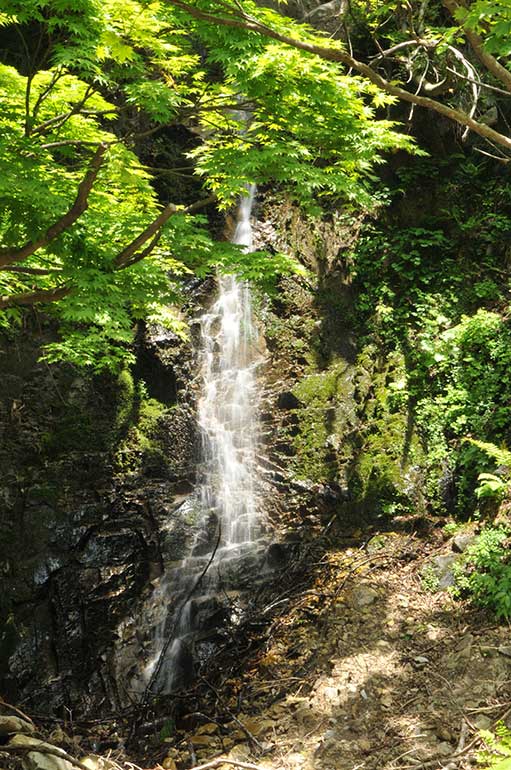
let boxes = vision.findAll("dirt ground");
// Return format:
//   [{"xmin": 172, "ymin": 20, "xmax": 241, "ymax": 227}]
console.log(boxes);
[{"xmin": 163, "ymin": 521, "xmax": 511, "ymax": 770}]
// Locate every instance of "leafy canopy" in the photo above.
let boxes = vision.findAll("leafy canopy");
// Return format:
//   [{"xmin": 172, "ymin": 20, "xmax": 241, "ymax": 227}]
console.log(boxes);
[{"xmin": 0, "ymin": 0, "xmax": 417, "ymax": 369}]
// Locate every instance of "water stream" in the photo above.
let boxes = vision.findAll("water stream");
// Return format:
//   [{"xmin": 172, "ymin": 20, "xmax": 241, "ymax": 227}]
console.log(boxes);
[{"xmin": 139, "ymin": 186, "xmax": 264, "ymax": 694}]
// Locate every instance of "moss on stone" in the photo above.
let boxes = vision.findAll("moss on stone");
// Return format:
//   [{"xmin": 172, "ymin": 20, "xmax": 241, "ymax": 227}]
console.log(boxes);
[
  {"xmin": 113, "ymin": 392, "xmax": 171, "ymax": 476},
  {"xmin": 138, "ymin": 397, "xmax": 168, "ymax": 436},
  {"xmin": 285, "ymin": 336, "xmax": 425, "ymax": 514},
  {"xmin": 114, "ymin": 368, "xmax": 136, "ymax": 434},
  {"xmin": 291, "ymin": 360, "xmax": 356, "ymax": 483},
  {"xmin": 350, "ymin": 348, "xmax": 425, "ymax": 509}
]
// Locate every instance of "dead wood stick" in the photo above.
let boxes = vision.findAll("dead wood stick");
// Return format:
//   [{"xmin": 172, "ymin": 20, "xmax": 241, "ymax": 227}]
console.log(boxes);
[
  {"xmin": 186, "ymin": 760, "xmax": 269, "ymax": 770},
  {"xmin": 3, "ymin": 743, "xmax": 90, "ymax": 770},
  {"xmin": 0, "ymin": 698, "xmax": 35, "ymax": 725},
  {"xmin": 130, "ymin": 526, "xmax": 222, "ymax": 742},
  {"xmin": 456, "ymin": 719, "xmax": 468, "ymax": 753},
  {"xmin": 144, "ymin": 525, "xmax": 222, "ymax": 699},
  {"xmin": 396, "ymin": 731, "xmax": 485, "ymax": 769},
  {"xmin": 399, "ymin": 699, "xmax": 511, "ymax": 769}
]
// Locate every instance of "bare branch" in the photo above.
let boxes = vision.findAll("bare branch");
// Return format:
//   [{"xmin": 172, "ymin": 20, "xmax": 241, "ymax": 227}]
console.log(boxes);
[
  {"xmin": 446, "ymin": 44, "xmax": 481, "ymax": 139},
  {"xmin": 133, "ymin": 524, "xmax": 222, "ymax": 735},
  {"xmin": 0, "ymin": 698, "xmax": 35, "ymax": 726},
  {"xmin": 186, "ymin": 759, "xmax": 269, "ymax": 770},
  {"xmin": 369, "ymin": 38, "xmax": 436, "ymax": 61},
  {"xmin": 474, "ymin": 147, "xmax": 510, "ymax": 163},
  {"xmin": 443, "ymin": 0, "xmax": 511, "ymax": 95},
  {"xmin": 445, "ymin": 67, "xmax": 511, "ymax": 97},
  {"xmin": 40, "ymin": 139, "xmax": 116, "ymax": 150},
  {"xmin": 0, "ymin": 144, "xmax": 108, "ymax": 269},
  {"xmin": 166, "ymin": 0, "xmax": 511, "ymax": 151},
  {"xmin": 1, "ymin": 266, "xmax": 61, "ymax": 275}
]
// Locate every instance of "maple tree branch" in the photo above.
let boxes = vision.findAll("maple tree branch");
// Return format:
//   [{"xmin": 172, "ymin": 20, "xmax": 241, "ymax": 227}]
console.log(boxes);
[
  {"xmin": 166, "ymin": 0, "xmax": 511, "ymax": 151},
  {"xmin": 30, "ymin": 68, "xmax": 65, "ymax": 129},
  {"xmin": 32, "ymin": 85, "xmax": 95, "ymax": 136},
  {"xmin": 114, "ymin": 194, "xmax": 216, "ymax": 268},
  {"xmin": 0, "ymin": 285, "xmax": 71, "ymax": 309},
  {"xmin": 0, "ymin": 195, "xmax": 216, "ymax": 308},
  {"xmin": 116, "ymin": 233, "xmax": 162, "ymax": 270},
  {"xmin": 0, "ymin": 144, "xmax": 108, "ymax": 269},
  {"xmin": 1, "ymin": 265, "xmax": 60, "ymax": 275}
]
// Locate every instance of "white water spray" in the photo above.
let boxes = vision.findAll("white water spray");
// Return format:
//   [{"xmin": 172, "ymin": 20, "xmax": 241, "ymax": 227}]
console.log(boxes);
[
  {"xmin": 140, "ymin": 186, "xmax": 263, "ymax": 693},
  {"xmin": 198, "ymin": 184, "xmax": 259, "ymax": 548}
]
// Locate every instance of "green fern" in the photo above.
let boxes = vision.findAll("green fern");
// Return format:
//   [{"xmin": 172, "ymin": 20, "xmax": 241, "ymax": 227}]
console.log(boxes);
[{"xmin": 465, "ymin": 438, "xmax": 511, "ymax": 468}]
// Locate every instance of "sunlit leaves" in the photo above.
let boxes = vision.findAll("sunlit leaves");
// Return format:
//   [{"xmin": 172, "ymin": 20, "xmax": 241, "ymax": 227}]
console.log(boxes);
[
  {"xmin": 457, "ymin": 1, "xmax": 511, "ymax": 56},
  {"xmin": 190, "ymin": 41, "xmax": 417, "ymax": 209},
  {"xmin": 0, "ymin": 0, "xmax": 425, "ymax": 371}
]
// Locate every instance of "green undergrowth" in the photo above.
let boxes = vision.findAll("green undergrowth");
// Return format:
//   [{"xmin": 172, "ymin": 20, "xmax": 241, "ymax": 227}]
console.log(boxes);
[
  {"xmin": 452, "ymin": 523, "xmax": 511, "ymax": 619},
  {"xmin": 349, "ymin": 154, "xmax": 511, "ymax": 519},
  {"xmin": 478, "ymin": 723, "xmax": 511, "ymax": 770}
]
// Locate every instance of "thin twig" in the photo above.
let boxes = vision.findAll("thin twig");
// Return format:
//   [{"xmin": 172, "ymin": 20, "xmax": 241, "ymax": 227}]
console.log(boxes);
[
  {"xmin": 200, "ymin": 679, "xmax": 264, "ymax": 753},
  {"xmin": 0, "ymin": 699, "xmax": 35, "ymax": 725},
  {"xmin": 186, "ymin": 760, "xmax": 269, "ymax": 770},
  {"xmin": 445, "ymin": 67, "xmax": 511, "ymax": 97}
]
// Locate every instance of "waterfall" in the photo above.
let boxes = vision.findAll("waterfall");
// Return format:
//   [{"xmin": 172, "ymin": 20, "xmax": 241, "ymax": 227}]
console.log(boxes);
[
  {"xmin": 138, "ymin": 186, "xmax": 263, "ymax": 694},
  {"xmin": 198, "ymin": 184, "xmax": 259, "ymax": 548}
]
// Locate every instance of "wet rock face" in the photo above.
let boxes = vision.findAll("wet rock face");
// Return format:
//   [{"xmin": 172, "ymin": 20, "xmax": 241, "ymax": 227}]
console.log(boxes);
[
  {"xmin": 0, "ymin": 319, "xmax": 198, "ymax": 716},
  {"xmin": 2, "ymin": 474, "xmax": 196, "ymax": 715},
  {"xmin": 0, "ymin": 274, "xmax": 282, "ymax": 716}
]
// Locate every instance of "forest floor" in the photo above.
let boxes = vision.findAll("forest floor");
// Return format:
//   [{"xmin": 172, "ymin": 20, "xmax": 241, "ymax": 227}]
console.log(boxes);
[
  {"xmin": 159, "ymin": 517, "xmax": 511, "ymax": 770},
  {"xmin": 3, "ymin": 518, "xmax": 510, "ymax": 770}
]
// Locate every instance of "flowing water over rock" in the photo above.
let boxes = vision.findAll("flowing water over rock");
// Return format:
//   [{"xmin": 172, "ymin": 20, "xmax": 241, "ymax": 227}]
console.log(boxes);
[{"xmin": 134, "ymin": 186, "xmax": 266, "ymax": 695}]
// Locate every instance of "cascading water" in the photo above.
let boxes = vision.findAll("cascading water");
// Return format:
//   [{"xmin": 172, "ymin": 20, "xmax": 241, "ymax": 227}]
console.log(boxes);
[
  {"xmin": 199, "ymin": 185, "xmax": 259, "ymax": 547},
  {"xmin": 139, "ymin": 186, "xmax": 264, "ymax": 694}
]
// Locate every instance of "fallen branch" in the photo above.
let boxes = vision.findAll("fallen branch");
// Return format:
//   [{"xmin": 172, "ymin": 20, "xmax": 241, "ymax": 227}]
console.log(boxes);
[
  {"xmin": 3, "ymin": 743, "xmax": 90, "ymax": 770},
  {"xmin": 200, "ymin": 679, "xmax": 264, "ymax": 753},
  {"xmin": 131, "ymin": 525, "xmax": 222, "ymax": 739},
  {"xmin": 0, "ymin": 699, "xmax": 35, "ymax": 726},
  {"xmin": 185, "ymin": 760, "xmax": 269, "ymax": 770},
  {"xmin": 396, "ymin": 721, "xmax": 494, "ymax": 770}
]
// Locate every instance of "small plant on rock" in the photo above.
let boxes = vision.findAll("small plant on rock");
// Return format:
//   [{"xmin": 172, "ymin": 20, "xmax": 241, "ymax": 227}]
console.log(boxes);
[{"xmin": 421, "ymin": 565, "xmax": 440, "ymax": 593}]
